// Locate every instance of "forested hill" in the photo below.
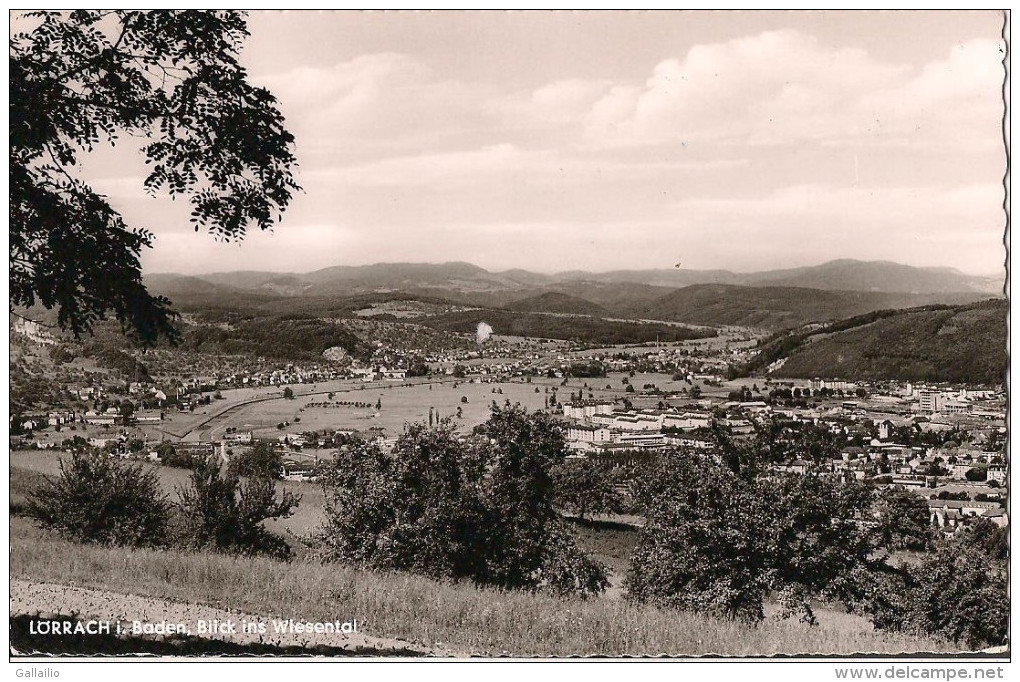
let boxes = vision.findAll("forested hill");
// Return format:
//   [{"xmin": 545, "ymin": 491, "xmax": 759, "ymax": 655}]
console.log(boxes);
[
  {"xmin": 635, "ymin": 284, "xmax": 988, "ymax": 330},
  {"xmin": 768, "ymin": 299, "xmax": 1006, "ymax": 385}
]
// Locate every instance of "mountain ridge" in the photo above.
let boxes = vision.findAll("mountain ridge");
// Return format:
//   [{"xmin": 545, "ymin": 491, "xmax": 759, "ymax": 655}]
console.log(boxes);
[{"xmin": 146, "ymin": 258, "xmax": 1002, "ymax": 298}]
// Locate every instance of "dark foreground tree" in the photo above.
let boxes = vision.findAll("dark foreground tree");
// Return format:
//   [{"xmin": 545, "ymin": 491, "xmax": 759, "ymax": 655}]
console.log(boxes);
[
  {"xmin": 872, "ymin": 485, "xmax": 935, "ymax": 552},
  {"xmin": 25, "ymin": 450, "xmax": 169, "ymax": 547},
  {"xmin": 10, "ymin": 10, "xmax": 299, "ymax": 343},
  {"xmin": 626, "ymin": 448, "xmax": 877, "ymax": 623},
  {"xmin": 177, "ymin": 455, "xmax": 300, "ymax": 559},
  {"xmin": 317, "ymin": 406, "xmax": 609, "ymax": 597}
]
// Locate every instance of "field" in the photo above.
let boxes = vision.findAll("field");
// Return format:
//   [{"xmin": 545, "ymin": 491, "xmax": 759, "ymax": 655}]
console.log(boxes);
[{"xmin": 8, "ymin": 515, "xmax": 955, "ymax": 657}]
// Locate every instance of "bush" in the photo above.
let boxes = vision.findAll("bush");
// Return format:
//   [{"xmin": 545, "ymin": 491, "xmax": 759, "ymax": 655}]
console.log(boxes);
[
  {"xmin": 626, "ymin": 448, "xmax": 877, "ymax": 623},
  {"xmin": 177, "ymin": 456, "xmax": 300, "ymax": 560},
  {"xmin": 862, "ymin": 541, "xmax": 1008, "ymax": 649},
  {"xmin": 25, "ymin": 450, "xmax": 169, "ymax": 547},
  {"xmin": 317, "ymin": 405, "xmax": 608, "ymax": 597}
]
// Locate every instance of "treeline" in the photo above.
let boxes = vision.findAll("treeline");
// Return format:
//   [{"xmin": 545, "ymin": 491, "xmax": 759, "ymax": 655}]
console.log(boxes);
[{"xmin": 418, "ymin": 310, "xmax": 716, "ymax": 345}]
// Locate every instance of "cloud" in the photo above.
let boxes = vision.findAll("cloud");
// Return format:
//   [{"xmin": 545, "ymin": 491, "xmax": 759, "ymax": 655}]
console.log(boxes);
[
  {"xmin": 578, "ymin": 31, "xmax": 1003, "ymax": 150},
  {"xmin": 305, "ymin": 144, "xmax": 748, "ymax": 189},
  {"xmin": 256, "ymin": 53, "xmax": 496, "ymax": 156}
]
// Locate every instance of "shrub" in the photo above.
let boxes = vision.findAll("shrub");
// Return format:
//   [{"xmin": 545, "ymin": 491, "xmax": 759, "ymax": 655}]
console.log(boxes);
[
  {"xmin": 25, "ymin": 450, "xmax": 169, "ymax": 547},
  {"xmin": 177, "ymin": 456, "xmax": 300, "ymax": 560},
  {"xmin": 862, "ymin": 541, "xmax": 1008, "ymax": 649}
]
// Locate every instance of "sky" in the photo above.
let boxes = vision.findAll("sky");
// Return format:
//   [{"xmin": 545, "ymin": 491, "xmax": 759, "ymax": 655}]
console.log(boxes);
[{"xmin": 81, "ymin": 10, "xmax": 1007, "ymax": 276}]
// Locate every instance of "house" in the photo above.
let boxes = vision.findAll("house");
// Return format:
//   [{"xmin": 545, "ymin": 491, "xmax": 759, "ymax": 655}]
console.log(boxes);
[
  {"xmin": 986, "ymin": 464, "xmax": 1006, "ymax": 484},
  {"xmin": 981, "ymin": 508, "xmax": 1008, "ymax": 528}
]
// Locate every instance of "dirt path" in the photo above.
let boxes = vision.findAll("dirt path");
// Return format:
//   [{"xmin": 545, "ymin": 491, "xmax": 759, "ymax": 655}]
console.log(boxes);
[{"xmin": 10, "ymin": 579, "xmax": 452, "ymax": 657}]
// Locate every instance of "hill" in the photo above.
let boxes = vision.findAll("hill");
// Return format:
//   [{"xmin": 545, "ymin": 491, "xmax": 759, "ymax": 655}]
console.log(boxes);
[
  {"xmin": 745, "ymin": 259, "xmax": 1002, "ymax": 295},
  {"xmin": 769, "ymin": 299, "xmax": 1006, "ymax": 385},
  {"xmin": 146, "ymin": 258, "xmax": 1001, "ymax": 304},
  {"xmin": 635, "ymin": 284, "xmax": 992, "ymax": 330},
  {"xmin": 504, "ymin": 292, "xmax": 608, "ymax": 316}
]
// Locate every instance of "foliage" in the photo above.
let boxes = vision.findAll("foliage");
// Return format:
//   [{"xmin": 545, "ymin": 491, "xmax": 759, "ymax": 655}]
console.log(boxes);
[
  {"xmin": 626, "ymin": 448, "xmax": 878, "ymax": 624},
  {"xmin": 317, "ymin": 405, "xmax": 609, "ymax": 597},
  {"xmin": 10, "ymin": 10, "xmax": 299, "ymax": 343},
  {"xmin": 25, "ymin": 450, "xmax": 169, "ymax": 547},
  {"xmin": 552, "ymin": 458, "xmax": 623, "ymax": 521},
  {"xmin": 230, "ymin": 441, "xmax": 283, "ymax": 479},
  {"xmin": 421, "ymin": 309, "xmax": 714, "ymax": 345},
  {"xmin": 964, "ymin": 467, "xmax": 987, "ymax": 482},
  {"xmin": 156, "ymin": 441, "xmax": 200, "ymax": 469},
  {"xmin": 177, "ymin": 455, "xmax": 299, "ymax": 559},
  {"xmin": 861, "ymin": 540, "xmax": 1008, "ymax": 649},
  {"xmin": 957, "ymin": 518, "xmax": 1008, "ymax": 562},
  {"xmin": 872, "ymin": 486, "xmax": 934, "ymax": 552}
]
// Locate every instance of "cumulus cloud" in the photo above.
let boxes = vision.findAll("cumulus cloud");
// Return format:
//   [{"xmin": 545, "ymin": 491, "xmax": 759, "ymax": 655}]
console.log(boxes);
[{"xmin": 578, "ymin": 31, "xmax": 1003, "ymax": 149}]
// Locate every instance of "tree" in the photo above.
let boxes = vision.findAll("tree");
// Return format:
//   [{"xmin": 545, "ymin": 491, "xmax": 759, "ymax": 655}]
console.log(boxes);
[
  {"xmin": 231, "ymin": 441, "xmax": 283, "ymax": 479},
  {"xmin": 119, "ymin": 399, "xmax": 135, "ymax": 419},
  {"xmin": 10, "ymin": 10, "xmax": 299, "ymax": 343},
  {"xmin": 317, "ymin": 406, "xmax": 608, "ymax": 597},
  {"xmin": 552, "ymin": 458, "xmax": 623, "ymax": 521},
  {"xmin": 177, "ymin": 455, "xmax": 299, "ymax": 559},
  {"xmin": 862, "ymin": 540, "xmax": 1007, "ymax": 649},
  {"xmin": 25, "ymin": 450, "xmax": 169, "ymax": 547},
  {"xmin": 964, "ymin": 467, "xmax": 987, "ymax": 482},
  {"xmin": 626, "ymin": 447, "xmax": 878, "ymax": 623},
  {"xmin": 872, "ymin": 486, "xmax": 934, "ymax": 552}
]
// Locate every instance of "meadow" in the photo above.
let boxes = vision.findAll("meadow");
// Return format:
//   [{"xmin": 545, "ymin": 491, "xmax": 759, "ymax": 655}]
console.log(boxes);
[{"xmin": 8, "ymin": 515, "xmax": 955, "ymax": 657}]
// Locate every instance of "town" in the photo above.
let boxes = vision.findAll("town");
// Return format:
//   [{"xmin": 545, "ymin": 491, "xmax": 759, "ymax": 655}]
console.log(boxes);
[{"xmin": 11, "ymin": 314, "xmax": 1007, "ymax": 536}]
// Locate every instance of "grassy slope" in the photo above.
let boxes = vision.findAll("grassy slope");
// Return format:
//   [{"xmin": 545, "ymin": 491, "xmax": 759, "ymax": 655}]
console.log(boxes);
[
  {"xmin": 773, "ymin": 299, "xmax": 1006, "ymax": 384},
  {"xmin": 9, "ymin": 517, "xmax": 952, "ymax": 657},
  {"xmin": 10, "ymin": 457, "xmax": 955, "ymax": 657}
]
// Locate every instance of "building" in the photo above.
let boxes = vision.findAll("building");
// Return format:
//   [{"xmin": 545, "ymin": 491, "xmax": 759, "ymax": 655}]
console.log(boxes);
[
  {"xmin": 566, "ymin": 424, "xmax": 611, "ymax": 445},
  {"xmin": 919, "ymin": 389, "xmax": 942, "ymax": 414},
  {"xmin": 562, "ymin": 401, "xmax": 614, "ymax": 421}
]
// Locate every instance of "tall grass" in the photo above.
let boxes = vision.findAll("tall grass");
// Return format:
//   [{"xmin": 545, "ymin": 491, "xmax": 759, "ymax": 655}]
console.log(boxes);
[{"xmin": 10, "ymin": 518, "xmax": 954, "ymax": 657}]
